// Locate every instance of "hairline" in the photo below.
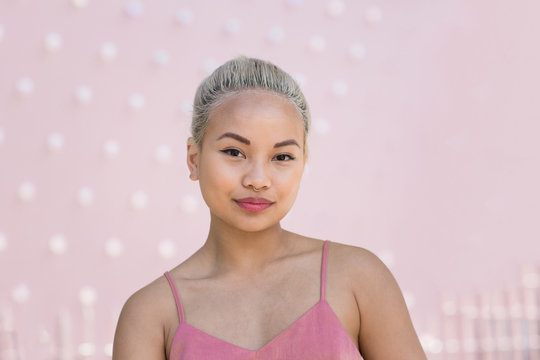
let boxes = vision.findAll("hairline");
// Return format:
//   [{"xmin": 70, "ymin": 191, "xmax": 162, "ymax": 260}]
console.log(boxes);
[{"xmin": 195, "ymin": 88, "xmax": 308, "ymax": 153}]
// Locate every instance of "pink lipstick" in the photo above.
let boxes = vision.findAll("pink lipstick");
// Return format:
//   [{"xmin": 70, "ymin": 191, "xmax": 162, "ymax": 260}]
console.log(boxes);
[{"xmin": 234, "ymin": 197, "xmax": 273, "ymax": 212}]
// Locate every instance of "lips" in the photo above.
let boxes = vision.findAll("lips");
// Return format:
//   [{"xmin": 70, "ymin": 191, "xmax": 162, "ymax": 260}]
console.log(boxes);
[{"xmin": 234, "ymin": 197, "xmax": 274, "ymax": 212}]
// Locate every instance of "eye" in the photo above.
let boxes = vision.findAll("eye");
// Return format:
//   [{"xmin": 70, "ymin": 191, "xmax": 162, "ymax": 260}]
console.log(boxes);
[
  {"xmin": 273, "ymin": 153, "xmax": 295, "ymax": 161},
  {"xmin": 221, "ymin": 148, "xmax": 245, "ymax": 158}
]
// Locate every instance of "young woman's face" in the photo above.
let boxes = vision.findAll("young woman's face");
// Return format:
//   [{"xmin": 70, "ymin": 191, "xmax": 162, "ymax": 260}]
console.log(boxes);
[{"xmin": 187, "ymin": 90, "xmax": 306, "ymax": 233}]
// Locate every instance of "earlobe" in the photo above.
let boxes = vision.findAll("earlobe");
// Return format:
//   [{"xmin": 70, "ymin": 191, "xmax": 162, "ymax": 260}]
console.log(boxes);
[{"xmin": 186, "ymin": 137, "xmax": 200, "ymax": 181}]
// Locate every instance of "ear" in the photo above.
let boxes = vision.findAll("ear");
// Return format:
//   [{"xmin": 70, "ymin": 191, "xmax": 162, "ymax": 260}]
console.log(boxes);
[
  {"xmin": 186, "ymin": 137, "xmax": 200, "ymax": 181},
  {"xmin": 303, "ymin": 141, "xmax": 309, "ymax": 166}
]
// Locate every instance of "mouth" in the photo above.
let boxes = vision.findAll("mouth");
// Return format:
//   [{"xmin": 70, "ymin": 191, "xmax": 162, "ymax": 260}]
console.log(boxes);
[{"xmin": 234, "ymin": 197, "xmax": 274, "ymax": 212}]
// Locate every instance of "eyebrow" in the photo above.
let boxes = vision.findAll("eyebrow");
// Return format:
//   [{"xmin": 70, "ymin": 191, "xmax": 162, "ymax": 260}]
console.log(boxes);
[
  {"xmin": 273, "ymin": 139, "xmax": 300, "ymax": 148},
  {"xmin": 217, "ymin": 132, "xmax": 300, "ymax": 148},
  {"xmin": 217, "ymin": 132, "xmax": 250, "ymax": 145}
]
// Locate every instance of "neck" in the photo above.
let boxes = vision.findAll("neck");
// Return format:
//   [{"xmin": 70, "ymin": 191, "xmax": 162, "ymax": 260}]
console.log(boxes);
[{"xmin": 199, "ymin": 214, "xmax": 291, "ymax": 274}]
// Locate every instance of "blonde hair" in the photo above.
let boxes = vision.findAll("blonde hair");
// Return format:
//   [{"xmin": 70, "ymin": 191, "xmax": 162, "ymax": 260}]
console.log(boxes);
[{"xmin": 191, "ymin": 56, "xmax": 311, "ymax": 150}]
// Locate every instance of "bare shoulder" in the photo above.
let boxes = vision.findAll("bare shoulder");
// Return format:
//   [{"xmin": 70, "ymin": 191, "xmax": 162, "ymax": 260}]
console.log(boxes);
[
  {"xmin": 121, "ymin": 275, "xmax": 174, "ymax": 323},
  {"xmin": 327, "ymin": 241, "xmax": 390, "ymax": 282},
  {"xmin": 327, "ymin": 240, "xmax": 405, "ymax": 318},
  {"xmin": 113, "ymin": 275, "xmax": 175, "ymax": 360},
  {"xmin": 326, "ymin": 241, "xmax": 400, "ymax": 313},
  {"xmin": 328, "ymin": 241, "xmax": 426, "ymax": 359}
]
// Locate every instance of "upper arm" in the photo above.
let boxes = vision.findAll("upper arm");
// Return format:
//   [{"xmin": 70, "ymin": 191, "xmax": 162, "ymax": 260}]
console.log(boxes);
[
  {"xmin": 113, "ymin": 289, "xmax": 167, "ymax": 360},
  {"xmin": 352, "ymin": 250, "xmax": 426, "ymax": 360}
]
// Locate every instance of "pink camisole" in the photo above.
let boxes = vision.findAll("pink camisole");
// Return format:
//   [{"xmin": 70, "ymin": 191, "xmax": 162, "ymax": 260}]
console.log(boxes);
[{"xmin": 164, "ymin": 240, "xmax": 362, "ymax": 359}]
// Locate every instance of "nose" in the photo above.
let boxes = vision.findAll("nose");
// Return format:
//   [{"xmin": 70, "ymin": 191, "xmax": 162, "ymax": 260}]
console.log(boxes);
[{"xmin": 242, "ymin": 159, "xmax": 271, "ymax": 191}]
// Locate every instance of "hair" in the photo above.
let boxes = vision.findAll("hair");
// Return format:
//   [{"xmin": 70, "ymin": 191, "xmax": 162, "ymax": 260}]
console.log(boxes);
[{"xmin": 191, "ymin": 56, "xmax": 311, "ymax": 152}]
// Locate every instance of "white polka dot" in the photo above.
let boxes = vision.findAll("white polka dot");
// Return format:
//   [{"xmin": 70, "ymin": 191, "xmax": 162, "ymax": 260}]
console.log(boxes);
[
  {"xmin": 47, "ymin": 132, "xmax": 64, "ymax": 153},
  {"xmin": 78, "ymin": 286, "xmax": 97, "ymax": 306},
  {"xmin": 158, "ymin": 238, "xmax": 176, "ymax": 259},
  {"xmin": 0, "ymin": 308, "xmax": 14, "ymax": 331},
  {"xmin": 492, "ymin": 304, "xmax": 507, "ymax": 319},
  {"xmin": 154, "ymin": 144, "xmax": 172, "ymax": 164},
  {"xmin": 365, "ymin": 5, "xmax": 383, "ymax": 25},
  {"xmin": 286, "ymin": 0, "xmax": 302, "ymax": 6},
  {"xmin": 38, "ymin": 328, "xmax": 51, "ymax": 345},
  {"xmin": 348, "ymin": 43, "xmax": 366, "ymax": 60},
  {"xmin": 522, "ymin": 271, "xmax": 540, "ymax": 289},
  {"xmin": 304, "ymin": 162, "xmax": 310, "ymax": 175},
  {"xmin": 78, "ymin": 342, "xmax": 96, "ymax": 356},
  {"xmin": 175, "ymin": 9, "xmax": 194, "ymax": 25},
  {"xmin": 75, "ymin": 85, "xmax": 93, "ymax": 104},
  {"xmin": 224, "ymin": 18, "xmax": 241, "ymax": 34},
  {"xmin": 153, "ymin": 49, "xmax": 170, "ymax": 66},
  {"xmin": 313, "ymin": 118, "xmax": 330, "ymax": 135},
  {"xmin": 309, "ymin": 35, "xmax": 326, "ymax": 52},
  {"xmin": 18, "ymin": 181, "xmax": 36, "ymax": 202},
  {"xmin": 292, "ymin": 73, "xmax": 307, "ymax": 88},
  {"xmin": 445, "ymin": 339, "xmax": 460, "ymax": 353},
  {"xmin": 72, "ymin": 0, "xmax": 89, "ymax": 8},
  {"xmin": 266, "ymin": 26, "xmax": 285, "ymax": 44},
  {"xmin": 331, "ymin": 80, "xmax": 348, "ymax": 96},
  {"xmin": 377, "ymin": 250, "xmax": 395, "ymax": 268},
  {"xmin": 403, "ymin": 291, "xmax": 416, "ymax": 309},
  {"xmin": 180, "ymin": 101, "xmax": 192, "ymax": 117},
  {"xmin": 130, "ymin": 190, "xmax": 148, "ymax": 210},
  {"xmin": 0, "ymin": 127, "xmax": 5, "ymax": 144},
  {"xmin": 16, "ymin": 77, "xmax": 35, "ymax": 95},
  {"xmin": 441, "ymin": 299, "xmax": 458, "ymax": 315},
  {"xmin": 77, "ymin": 187, "xmax": 94, "ymax": 207},
  {"xmin": 429, "ymin": 339, "xmax": 444, "ymax": 354},
  {"xmin": 461, "ymin": 304, "xmax": 479, "ymax": 318},
  {"xmin": 419, "ymin": 333, "xmax": 443, "ymax": 354},
  {"xmin": 128, "ymin": 93, "xmax": 145, "ymax": 110},
  {"xmin": 104, "ymin": 343, "xmax": 113, "ymax": 356},
  {"xmin": 509, "ymin": 301, "xmax": 523, "ymax": 318},
  {"xmin": 524, "ymin": 306, "xmax": 538, "ymax": 320},
  {"xmin": 102, "ymin": 139, "xmax": 120, "ymax": 159},
  {"xmin": 0, "ymin": 25, "xmax": 4, "ymax": 42},
  {"xmin": 104, "ymin": 237, "xmax": 124, "ymax": 258},
  {"xmin": 49, "ymin": 234, "xmax": 68, "ymax": 255},
  {"xmin": 181, "ymin": 194, "xmax": 199, "ymax": 214},
  {"xmin": 327, "ymin": 0, "xmax": 345, "ymax": 17},
  {"xmin": 124, "ymin": 0, "xmax": 143, "ymax": 17},
  {"xmin": 100, "ymin": 42, "xmax": 117, "ymax": 62},
  {"xmin": 201, "ymin": 58, "xmax": 218, "ymax": 75},
  {"xmin": 44, "ymin": 32, "xmax": 63, "ymax": 53},
  {"xmin": 12, "ymin": 283, "xmax": 31, "ymax": 304},
  {"xmin": 0, "ymin": 232, "xmax": 7, "ymax": 252}
]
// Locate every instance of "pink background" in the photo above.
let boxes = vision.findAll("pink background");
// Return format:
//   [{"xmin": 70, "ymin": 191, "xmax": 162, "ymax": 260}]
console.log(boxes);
[{"xmin": 0, "ymin": 0, "xmax": 539, "ymax": 358}]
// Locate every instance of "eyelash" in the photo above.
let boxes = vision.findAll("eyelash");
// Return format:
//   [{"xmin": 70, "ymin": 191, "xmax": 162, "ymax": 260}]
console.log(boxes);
[
  {"xmin": 221, "ymin": 149, "xmax": 244, "ymax": 158},
  {"xmin": 221, "ymin": 148, "xmax": 296, "ymax": 161},
  {"xmin": 274, "ymin": 153, "xmax": 296, "ymax": 161}
]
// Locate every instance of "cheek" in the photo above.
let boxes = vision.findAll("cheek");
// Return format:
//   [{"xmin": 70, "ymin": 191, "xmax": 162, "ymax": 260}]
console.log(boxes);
[
  {"xmin": 274, "ymin": 166, "xmax": 304, "ymax": 193},
  {"xmin": 199, "ymin": 156, "xmax": 237, "ymax": 191}
]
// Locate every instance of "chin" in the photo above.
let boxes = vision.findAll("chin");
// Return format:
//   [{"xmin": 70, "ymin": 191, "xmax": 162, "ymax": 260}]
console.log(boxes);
[
  {"xmin": 232, "ymin": 219, "xmax": 281, "ymax": 233},
  {"xmin": 210, "ymin": 213, "xmax": 281, "ymax": 233}
]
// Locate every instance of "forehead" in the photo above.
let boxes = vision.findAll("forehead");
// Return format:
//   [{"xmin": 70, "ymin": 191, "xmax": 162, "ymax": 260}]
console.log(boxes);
[{"xmin": 205, "ymin": 91, "xmax": 304, "ymax": 140}]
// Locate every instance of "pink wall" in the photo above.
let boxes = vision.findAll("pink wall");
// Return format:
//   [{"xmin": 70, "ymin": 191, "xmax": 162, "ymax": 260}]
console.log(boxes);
[{"xmin": 0, "ymin": 0, "xmax": 538, "ymax": 358}]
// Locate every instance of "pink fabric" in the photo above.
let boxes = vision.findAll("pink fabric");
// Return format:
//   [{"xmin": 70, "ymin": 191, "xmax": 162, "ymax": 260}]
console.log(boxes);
[{"xmin": 164, "ymin": 240, "xmax": 362, "ymax": 359}]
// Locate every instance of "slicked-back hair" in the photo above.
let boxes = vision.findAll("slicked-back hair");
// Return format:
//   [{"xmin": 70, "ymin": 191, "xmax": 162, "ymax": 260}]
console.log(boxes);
[{"xmin": 191, "ymin": 56, "xmax": 311, "ymax": 151}]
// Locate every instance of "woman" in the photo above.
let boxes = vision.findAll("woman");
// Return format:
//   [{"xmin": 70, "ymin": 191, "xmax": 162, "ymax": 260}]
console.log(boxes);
[{"xmin": 113, "ymin": 56, "xmax": 426, "ymax": 359}]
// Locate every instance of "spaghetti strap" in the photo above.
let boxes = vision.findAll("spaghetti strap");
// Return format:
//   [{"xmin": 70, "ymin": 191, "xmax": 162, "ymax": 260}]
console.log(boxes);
[
  {"xmin": 320, "ymin": 240, "xmax": 330, "ymax": 301},
  {"xmin": 164, "ymin": 271, "xmax": 184, "ymax": 323}
]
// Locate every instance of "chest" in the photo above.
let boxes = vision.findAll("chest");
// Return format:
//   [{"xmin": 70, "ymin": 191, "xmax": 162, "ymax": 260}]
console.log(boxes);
[
  {"xmin": 169, "ymin": 301, "xmax": 361, "ymax": 360},
  {"xmin": 164, "ymin": 270, "xmax": 359, "ymax": 355}
]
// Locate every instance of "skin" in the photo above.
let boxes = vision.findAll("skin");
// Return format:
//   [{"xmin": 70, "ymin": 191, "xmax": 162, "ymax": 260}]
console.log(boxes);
[{"xmin": 113, "ymin": 90, "xmax": 427, "ymax": 359}]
